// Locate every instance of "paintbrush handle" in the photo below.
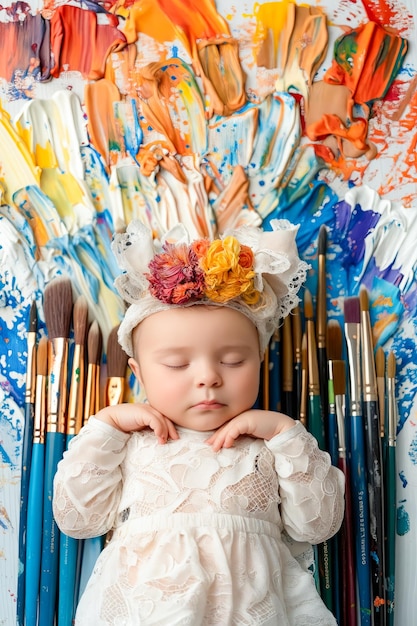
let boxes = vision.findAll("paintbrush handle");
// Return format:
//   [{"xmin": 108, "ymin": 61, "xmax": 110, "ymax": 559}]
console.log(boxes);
[
  {"xmin": 294, "ymin": 361, "xmax": 302, "ymax": 419},
  {"xmin": 58, "ymin": 533, "xmax": 79, "ymax": 626},
  {"xmin": 58, "ymin": 432, "xmax": 79, "ymax": 626},
  {"xmin": 385, "ymin": 443, "xmax": 396, "ymax": 626},
  {"xmin": 25, "ymin": 440, "xmax": 45, "ymax": 626},
  {"xmin": 327, "ymin": 384, "xmax": 339, "ymax": 466},
  {"xmin": 269, "ymin": 335, "xmax": 281, "ymax": 412},
  {"xmin": 317, "ymin": 540, "xmax": 333, "ymax": 612},
  {"xmin": 317, "ymin": 347, "xmax": 329, "ymax": 424},
  {"xmin": 308, "ymin": 393, "xmax": 332, "ymax": 611},
  {"xmin": 363, "ymin": 400, "xmax": 385, "ymax": 624},
  {"xmin": 40, "ymin": 431, "xmax": 65, "ymax": 626},
  {"xmin": 78, "ymin": 536, "xmax": 104, "ymax": 603},
  {"xmin": 17, "ymin": 401, "xmax": 35, "ymax": 624},
  {"xmin": 350, "ymin": 413, "xmax": 372, "ymax": 626},
  {"xmin": 308, "ymin": 394, "xmax": 326, "ymax": 450},
  {"xmin": 338, "ymin": 456, "xmax": 357, "ymax": 626}
]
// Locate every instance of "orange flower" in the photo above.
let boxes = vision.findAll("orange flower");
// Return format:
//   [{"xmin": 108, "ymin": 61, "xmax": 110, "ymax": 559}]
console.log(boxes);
[{"xmin": 199, "ymin": 236, "xmax": 259, "ymax": 304}]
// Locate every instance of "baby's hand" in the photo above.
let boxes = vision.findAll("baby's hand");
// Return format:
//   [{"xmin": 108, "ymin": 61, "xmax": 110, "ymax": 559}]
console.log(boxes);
[
  {"xmin": 206, "ymin": 410, "xmax": 295, "ymax": 452},
  {"xmin": 94, "ymin": 403, "xmax": 179, "ymax": 444}
]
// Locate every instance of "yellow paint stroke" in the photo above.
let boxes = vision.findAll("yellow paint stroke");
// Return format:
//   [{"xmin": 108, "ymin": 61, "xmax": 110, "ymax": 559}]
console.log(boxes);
[{"xmin": 0, "ymin": 105, "xmax": 40, "ymax": 203}]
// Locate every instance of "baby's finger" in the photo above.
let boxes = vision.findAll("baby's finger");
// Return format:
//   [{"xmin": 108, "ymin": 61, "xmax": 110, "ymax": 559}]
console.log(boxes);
[{"xmin": 164, "ymin": 417, "xmax": 180, "ymax": 441}]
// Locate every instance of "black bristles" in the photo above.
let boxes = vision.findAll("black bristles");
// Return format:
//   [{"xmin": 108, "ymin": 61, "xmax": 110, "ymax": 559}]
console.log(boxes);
[
  {"xmin": 28, "ymin": 300, "xmax": 38, "ymax": 333},
  {"xmin": 318, "ymin": 224, "xmax": 328, "ymax": 256}
]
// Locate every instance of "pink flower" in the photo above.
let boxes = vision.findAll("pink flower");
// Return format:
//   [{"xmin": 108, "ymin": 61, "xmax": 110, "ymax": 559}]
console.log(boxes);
[{"xmin": 146, "ymin": 243, "xmax": 205, "ymax": 304}]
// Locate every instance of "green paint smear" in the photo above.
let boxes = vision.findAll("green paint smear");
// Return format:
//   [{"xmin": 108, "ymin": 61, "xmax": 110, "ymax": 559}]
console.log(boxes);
[{"xmin": 397, "ymin": 504, "xmax": 410, "ymax": 536}]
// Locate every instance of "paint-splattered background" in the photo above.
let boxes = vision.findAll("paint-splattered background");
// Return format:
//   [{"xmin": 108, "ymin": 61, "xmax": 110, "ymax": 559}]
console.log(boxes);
[{"xmin": 0, "ymin": 0, "xmax": 416, "ymax": 624}]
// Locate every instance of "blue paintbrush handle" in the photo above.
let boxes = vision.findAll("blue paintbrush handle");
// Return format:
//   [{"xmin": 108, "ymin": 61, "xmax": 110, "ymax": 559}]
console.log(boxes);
[
  {"xmin": 58, "ymin": 433, "xmax": 79, "ymax": 626},
  {"xmin": 78, "ymin": 536, "xmax": 104, "ymax": 603},
  {"xmin": 40, "ymin": 431, "xmax": 65, "ymax": 626},
  {"xmin": 350, "ymin": 414, "xmax": 372, "ymax": 626},
  {"xmin": 25, "ymin": 441, "xmax": 45, "ymax": 626},
  {"xmin": 17, "ymin": 401, "xmax": 35, "ymax": 625},
  {"xmin": 58, "ymin": 533, "xmax": 79, "ymax": 626}
]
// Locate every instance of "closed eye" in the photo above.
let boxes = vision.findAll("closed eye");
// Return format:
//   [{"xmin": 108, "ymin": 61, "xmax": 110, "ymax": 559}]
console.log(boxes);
[
  {"xmin": 221, "ymin": 360, "xmax": 244, "ymax": 367},
  {"xmin": 163, "ymin": 363, "xmax": 189, "ymax": 369}
]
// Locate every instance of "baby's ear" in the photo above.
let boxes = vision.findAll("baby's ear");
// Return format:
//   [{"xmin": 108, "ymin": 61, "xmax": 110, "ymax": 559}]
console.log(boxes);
[{"xmin": 128, "ymin": 357, "xmax": 143, "ymax": 384}]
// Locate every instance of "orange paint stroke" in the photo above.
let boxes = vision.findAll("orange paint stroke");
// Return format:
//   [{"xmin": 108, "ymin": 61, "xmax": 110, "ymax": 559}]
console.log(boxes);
[
  {"xmin": 136, "ymin": 59, "xmax": 207, "ymax": 156},
  {"xmin": 84, "ymin": 79, "xmax": 122, "ymax": 168},
  {"xmin": 155, "ymin": 0, "xmax": 231, "ymax": 41}
]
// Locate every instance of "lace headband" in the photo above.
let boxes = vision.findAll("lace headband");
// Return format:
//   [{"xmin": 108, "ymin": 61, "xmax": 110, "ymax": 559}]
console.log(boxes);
[{"xmin": 112, "ymin": 219, "xmax": 309, "ymax": 358}]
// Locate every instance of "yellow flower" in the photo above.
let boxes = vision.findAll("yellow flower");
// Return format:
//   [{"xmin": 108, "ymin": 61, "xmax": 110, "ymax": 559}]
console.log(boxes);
[{"xmin": 200, "ymin": 236, "xmax": 260, "ymax": 304}]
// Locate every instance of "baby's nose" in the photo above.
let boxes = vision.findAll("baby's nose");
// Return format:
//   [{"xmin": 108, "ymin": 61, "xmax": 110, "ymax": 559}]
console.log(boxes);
[{"xmin": 196, "ymin": 364, "xmax": 222, "ymax": 387}]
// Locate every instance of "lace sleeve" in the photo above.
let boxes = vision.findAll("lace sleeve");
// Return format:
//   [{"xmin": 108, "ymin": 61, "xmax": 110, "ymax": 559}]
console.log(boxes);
[
  {"xmin": 53, "ymin": 417, "xmax": 130, "ymax": 539},
  {"xmin": 266, "ymin": 421, "xmax": 345, "ymax": 544}
]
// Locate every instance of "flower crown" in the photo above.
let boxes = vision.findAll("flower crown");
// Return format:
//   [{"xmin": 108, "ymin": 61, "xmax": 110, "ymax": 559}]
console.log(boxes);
[
  {"xmin": 112, "ymin": 219, "xmax": 309, "ymax": 358},
  {"xmin": 146, "ymin": 236, "xmax": 259, "ymax": 306}
]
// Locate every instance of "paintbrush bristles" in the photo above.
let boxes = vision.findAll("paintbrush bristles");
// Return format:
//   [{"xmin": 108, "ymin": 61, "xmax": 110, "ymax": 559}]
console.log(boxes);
[
  {"xmin": 29, "ymin": 300, "xmax": 38, "ymax": 333},
  {"xmin": 343, "ymin": 296, "xmax": 361, "ymax": 324},
  {"xmin": 387, "ymin": 351, "xmax": 396, "ymax": 379},
  {"xmin": 73, "ymin": 296, "xmax": 89, "ymax": 347},
  {"xmin": 327, "ymin": 320, "xmax": 343, "ymax": 361},
  {"xmin": 44, "ymin": 277, "xmax": 73, "ymax": 340},
  {"xmin": 359, "ymin": 286, "xmax": 370, "ymax": 312},
  {"xmin": 87, "ymin": 320, "xmax": 102, "ymax": 366},
  {"xmin": 332, "ymin": 360, "xmax": 346, "ymax": 396},
  {"xmin": 107, "ymin": 325, "xmax": 128, "ymax": 378},
  {"xmin": 304, "ymin": 289, "xmax": 314, "ymax": 320},
  {"xmin": 36, "ymin": 336, "xmax": 48, "ymax": 378},
  {"xmin": 318, "ymin": 224, "xmax": 328, "ymax": 255},
  {"xmin": 376, "ymin": 347, "xmax": 386, "ymax": 378}
]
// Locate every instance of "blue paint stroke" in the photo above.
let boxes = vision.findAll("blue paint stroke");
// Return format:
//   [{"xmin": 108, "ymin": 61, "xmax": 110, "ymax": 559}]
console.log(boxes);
[{"xmin": 397, "ymin": 503, "xmax": 410, "ymax": 535}]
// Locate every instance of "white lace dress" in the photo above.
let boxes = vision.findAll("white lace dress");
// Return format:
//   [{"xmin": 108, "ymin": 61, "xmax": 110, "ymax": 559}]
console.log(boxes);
[{"xmin": 53, "ymin": 418, "xmax": 344, "ymax": 625}]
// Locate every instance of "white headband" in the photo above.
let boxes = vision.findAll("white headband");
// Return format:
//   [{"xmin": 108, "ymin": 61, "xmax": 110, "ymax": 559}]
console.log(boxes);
[{"xmin": 112, "ymin": 219, "xmax": 309, "ymax": 358}]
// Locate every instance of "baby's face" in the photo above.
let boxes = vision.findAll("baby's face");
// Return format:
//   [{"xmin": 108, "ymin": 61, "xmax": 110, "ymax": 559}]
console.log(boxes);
[{"xmin": 129, "ymin": 306, "xmax": 261, "ymax": 431}]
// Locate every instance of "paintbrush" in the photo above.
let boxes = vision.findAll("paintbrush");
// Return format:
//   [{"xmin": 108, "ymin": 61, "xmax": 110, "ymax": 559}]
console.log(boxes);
[
  {"xmin": 269, "ymin": 329, "xmax": 281, "ymax": 412},
  {"xmin": 84, "ymin": 320, "xmax": 100, "ymax": 423},
  {"xmin": 327, "ymin": 319, "xmax": 343, "ymax": 465},
  {"xmin": 385, "ymin": 351, "xmax": 397, "ymax": 626},
  {"xmin": 25, "ymin": 335, "xmax": 47, "ymax": 626},
  {"xmin": 40, "ymin": 277, "xmax": 73, "ymax": 626},
  {"xmin": 299, "ymin": 333, "xmax": 308, "ymax": 426},
  {"xmin": 95, "ymin": 323, "xmax": 103, "ymax": 414},
  {"xmin": 376, "ymin": 347, "xmax": 386, "ymax": 442},
  {"xmin": 305, "ymin": 289, "xmax": 332, "ymax": 611},
  {"xmin": 105, "ymin": 324, "xmax": 128, "ymax": 407},
  {"xmin": 333, "ymin": 358, "xmax": 357, "ymax": 626},
  {"xmin": 17, "ymin": 300, "xmax": 38, "ymax": 626},
  {"xmin": 58, "ymin": 295, "xmax": 89, "ymax": 626},
  {"xmin": 316, "ymin": 225, "xmax": 329, "ymax": 435},
  {"xmin": 360, "ymin": 286, "xmax": 385, "ymax": 624},
  {"xmin": 78, "ymin": 320, "xmax": 104, "ymax": 603},
  {"xmin": 263, "ymin": 344, "xmax": 270, "ymax": 410},
  {"xmin": 304, "ymin": 289, "xmax": 325, "ymax": 448},
  {"xmin": 326, "ymin": 319, "xmax": 343, "ymax": 626},
  {"xmin": 344, "ymin": 296, "xmax": 372, "ymax": 626},
  {"xmin": 292, "ymin": 306, "xmax": 302, "ymax": 418},
  {"xmin": 281, "ymin": 315, "xmax": 293, "ymax": 417}
]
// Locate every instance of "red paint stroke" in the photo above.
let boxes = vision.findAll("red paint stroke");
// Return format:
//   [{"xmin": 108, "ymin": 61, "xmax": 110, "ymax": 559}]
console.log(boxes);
[
  {"xmin": 360, "ymin": 0, "xmax": 412, "ymax": 34},
  {"xmin": 50, "ymin": 5, "xmax": 126, "ymax": 80}
]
